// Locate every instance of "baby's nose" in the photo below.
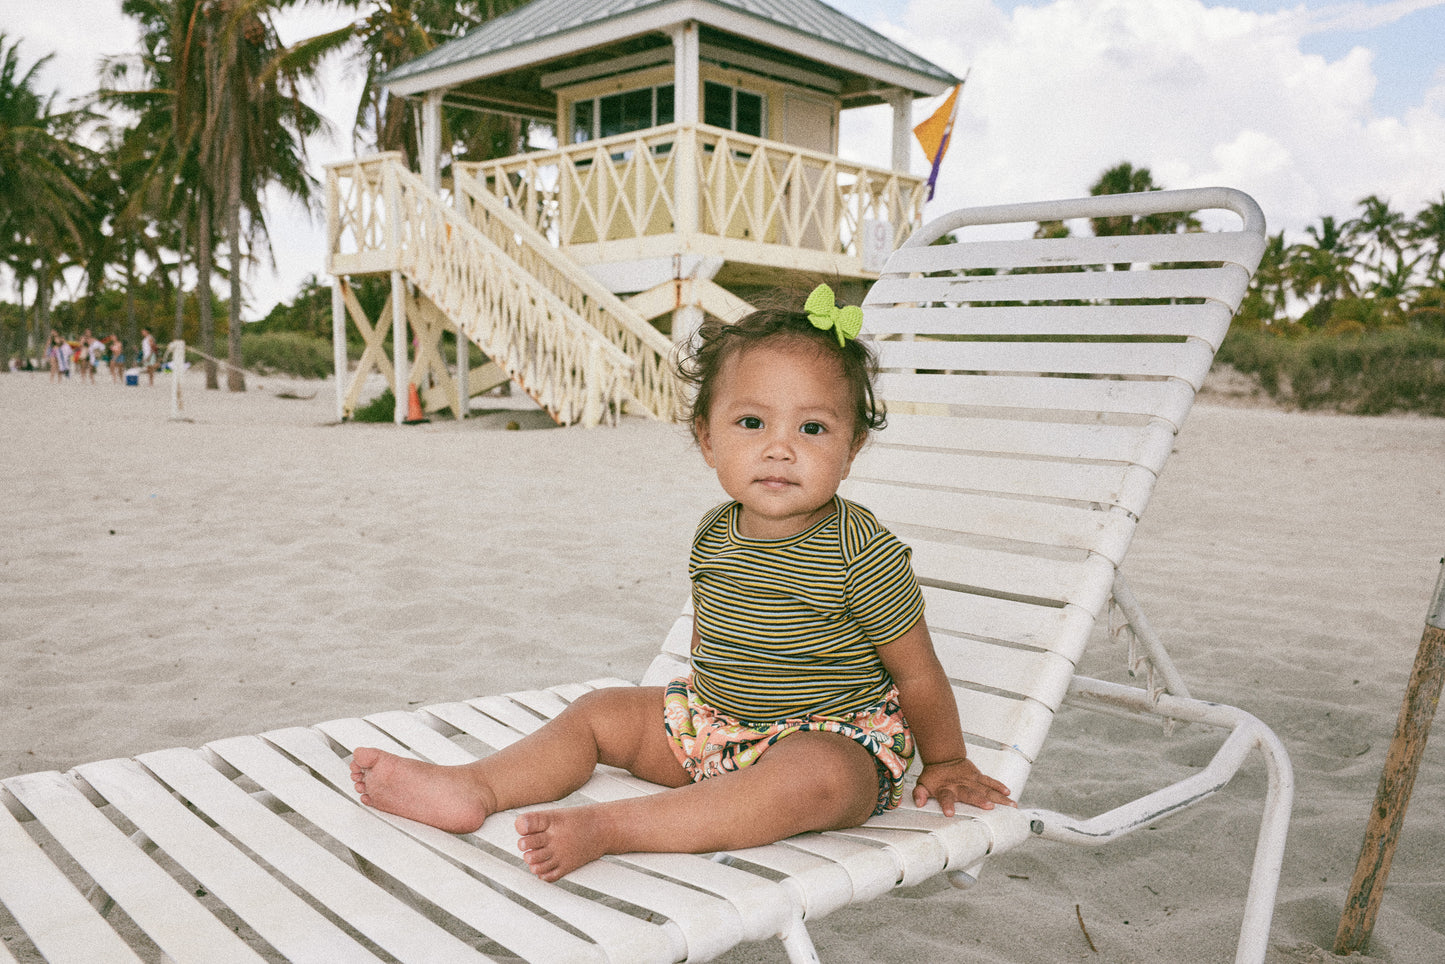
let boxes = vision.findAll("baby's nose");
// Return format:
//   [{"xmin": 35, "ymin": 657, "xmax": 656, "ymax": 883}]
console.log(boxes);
[{"xmin": 763, "ymin": 432, "xmax": 795, "ymax": 459}]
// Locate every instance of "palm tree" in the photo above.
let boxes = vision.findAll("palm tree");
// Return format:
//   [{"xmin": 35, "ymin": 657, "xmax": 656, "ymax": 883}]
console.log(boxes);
[
  {"xmin": 1087, "ymin": 162, "xmax": 1200, "ymax": 241},
  {"xmin": 1408, "ymin": 192, "xmax": 1445, "ymax": 287},
  {"xmin": 1240, "ymin": 231, "xmax": 1289, "ymax": 325},
  {"xmin": 337, "ymin": 1, "xmax": 532, "ymax": 166},
  {"xmin": 108, "ymin": 0, "xmax": 220, "ymax": 383},
  {"xmin": 199, "ymin": 0, "xmax": 339, "ymax": 391},
  {"xmin": 1288, "ymin": 215, "xmax": 1357, "ymax": 318},
  {"xmin": 1346, "ymin": 194, "xmax": 1408, "ymax": 294},
  {"xmin": 0, "ymin": 34, "xmax": 91, "ymax": 355}
]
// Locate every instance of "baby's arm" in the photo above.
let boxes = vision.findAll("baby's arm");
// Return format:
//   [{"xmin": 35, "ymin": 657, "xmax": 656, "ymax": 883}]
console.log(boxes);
[{"xmin": 878, "ymin": 617, "xmax": 1015, "ymax": 815}]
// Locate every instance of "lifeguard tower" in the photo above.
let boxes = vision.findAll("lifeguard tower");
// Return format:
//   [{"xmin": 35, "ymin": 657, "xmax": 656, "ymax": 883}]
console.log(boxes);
[{"xmin": 325, "ymin": 0, "xmax": 959, "ymax": 425}]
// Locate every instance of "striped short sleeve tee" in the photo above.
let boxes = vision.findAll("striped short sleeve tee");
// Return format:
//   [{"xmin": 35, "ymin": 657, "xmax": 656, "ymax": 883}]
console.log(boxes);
[{"xmin": 688, "ymin": 496, "xmax": 925, "ymax": 723}]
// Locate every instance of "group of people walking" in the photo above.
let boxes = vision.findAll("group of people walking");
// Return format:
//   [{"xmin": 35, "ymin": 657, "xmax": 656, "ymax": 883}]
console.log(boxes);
[{"xmin": 44, "ymin": 328, "xmax": 159, "ymax": 386}]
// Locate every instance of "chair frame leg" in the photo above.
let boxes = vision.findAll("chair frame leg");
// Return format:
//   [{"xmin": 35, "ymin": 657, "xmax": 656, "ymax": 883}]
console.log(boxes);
[
  {"xmin": 1043, "ymin": 678, "xmax": 1293, "ymax": 964},
  {"xmin": 778, "ymin": 913, "xmax": 822, "ymax": 964}
]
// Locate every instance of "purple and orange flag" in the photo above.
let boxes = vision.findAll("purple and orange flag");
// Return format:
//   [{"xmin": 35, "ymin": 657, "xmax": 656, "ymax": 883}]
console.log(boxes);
[{"xmin": 914, "ymin": 76, "xmax": 967, "ymax": 201}]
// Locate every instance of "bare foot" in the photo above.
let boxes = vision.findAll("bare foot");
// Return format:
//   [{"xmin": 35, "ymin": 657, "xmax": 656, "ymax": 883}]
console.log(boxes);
[
  {"xmin": 350, "ymin": 747, "xmax": 495, "ymax": 834},
  {"xmin": 515, "ymin": 808, "xmax": 614, "ymax": 882}
]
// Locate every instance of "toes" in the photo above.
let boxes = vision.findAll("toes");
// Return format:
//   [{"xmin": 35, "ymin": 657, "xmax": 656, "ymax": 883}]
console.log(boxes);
[
  {"xmin": 517, "ymin": 832, "xmax": 549, "ymax": 855},
  {"xmin": 352, "ymin": 747, "xmax": 380, "ymax": 769},
  {"xmin": 514, "ymin": 811, "xmax": 548, "ymax": 836}
]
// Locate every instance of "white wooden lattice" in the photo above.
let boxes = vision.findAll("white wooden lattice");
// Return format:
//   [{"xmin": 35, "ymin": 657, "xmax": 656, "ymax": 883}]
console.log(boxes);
[{"xmin": 327, "ymin": 155, "xmax": 635, "ymax": 427}]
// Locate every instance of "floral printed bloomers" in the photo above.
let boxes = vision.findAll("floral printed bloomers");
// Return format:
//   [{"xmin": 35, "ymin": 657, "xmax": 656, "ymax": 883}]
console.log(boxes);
[{"xmin": 662, "ymin": 676, "xmax": 915, "ymax": 815}]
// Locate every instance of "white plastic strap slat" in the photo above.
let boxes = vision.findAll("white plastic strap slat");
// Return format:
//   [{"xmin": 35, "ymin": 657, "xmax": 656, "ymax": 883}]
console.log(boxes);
[
  {"xmin": 468, "ymin": 694, "xmax": 550, "ymax": 735},
  {"xmin": 875, "ymin": 371, "xmax": 1197, "ymax": 424},
  {"xmin": 953, "ymin": 686, "xmax": 1054, "ymax": 763},
  {"xmin": 0, "ymin": 787, "xmax": 146, "ymax": 964},
  {"xmin": 3, "ymin": 771, "xmax": 267, "ymax": 964},
  {"xmin": 863, "ymin": 300, "xmax": 1233, "ymax": 342},
  {"xmin": 906, "ymin": 537, "xmax": 1116, "ymax": 614},
  {"xmin": 851, "ymin": 446, "xmax": 1155, "ymax": 514},
  {"xmin": 875, "ymin": 412, "xmax": 1176, "ymax": 472},
  {"xmin": 846, "ymin": 479, "xmax": 1136, "ymax": 564},
  {"xmin": 604, "ymin": 851, "xmax": 796, "ymax": 945},
  {"xmin": 507, "ymin": 689, "xmax": 572, "ymax": 720},
  {"xmin": 859, "ymin": 805, "xmax": 998, "ymax": 872},
  {"xmin": 306, "ymin": 721, "xmax": 751, "ymax": 964},
  {"xmin": 709, "ymin": 842, "xmax": 857, "ymax": 921},
  {"xmin": 947, "ymin": 745, "xmax": 1030, "ymax": 799},
  {"xmin": 877, "ymin": 230, "xmax": 1261, "ymax": 275},
  {"xmin": 289, "ymin": 723, "xmax": 720, "ymax": 964},
  {"xmin": 311, "ymin": 719, "xmax": 684, "ymax": 962},
  {"xmin": 548, "ymin": 681, "xmax": 598, "ymax": 702},
  {"xmin": 867, "ymin": 264, "xmax": 1250, "ymax": 309},
  {"xmin": 920, "ymin": 586, "xmax": 1094, "ymax": 656},
  {"xmin": 662, "ymin": 613, "xmax": 693, "ymax": 657},
  {"xmin": 815, "ymin": 824, "xmax": 949, "ymax": 889},
  {"xmin": 136, "ymin": 746, "xmax": 490, "ymax": 964},
  {"xmin": 873, "ymin": 338, "xmax": 1217, "ymax": 388},
  {"xmin": 420, "ymin": 701, "xmax": 525, "ymax": 750},
  {"xmin": 642, "ymin": 652, "xmax": 690, "ymax": 686},
  {"xmin": 777, "ymin": 833, "xmax": 904, "ymax": 904},
  {"xmin": 75, "ymin": 758, "xmax": 385, "ymax": 964},
  {"xmin": 206, "ymin": 732, "xmax": 594, "ymax": 964},
  {"xmin": 928, "ymin": 633, "xmax": 1076, "ymax": 710}
]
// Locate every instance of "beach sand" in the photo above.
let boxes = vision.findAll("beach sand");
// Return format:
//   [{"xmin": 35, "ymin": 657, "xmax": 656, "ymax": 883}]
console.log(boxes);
[{"xmin": 2, "ymin": 366, "xmax": 1442, "ymax": 963}]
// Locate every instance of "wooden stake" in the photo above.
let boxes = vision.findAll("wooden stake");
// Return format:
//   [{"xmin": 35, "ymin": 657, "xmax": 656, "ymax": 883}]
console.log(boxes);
[{"xmin": 1335, "ymin": 558, "xmax": 1445, "ymax": 955}]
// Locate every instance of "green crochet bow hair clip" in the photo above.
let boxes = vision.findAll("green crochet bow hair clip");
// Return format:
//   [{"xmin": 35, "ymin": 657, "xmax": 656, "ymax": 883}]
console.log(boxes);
[{"xmin": 804, "ymin": 283, "xmax": 863, "ymax": 347}]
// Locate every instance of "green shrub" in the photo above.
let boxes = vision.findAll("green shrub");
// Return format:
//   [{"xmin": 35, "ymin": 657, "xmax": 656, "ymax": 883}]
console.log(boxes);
[
  {"xmin": 351, "ymin": 388, "xmax": 395, "ymax": 422},
  {"xmin": 1217, "ymin": 326, "xmax": 1445, "ymax": 416},
  {"xmin": 240, "ymin": 331, "xmax": 335, "ymax": 379}
]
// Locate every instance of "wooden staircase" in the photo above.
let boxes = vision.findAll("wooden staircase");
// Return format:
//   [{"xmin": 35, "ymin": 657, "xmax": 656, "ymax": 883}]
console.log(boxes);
[{"xmin": 326, "ymin": 154, "xmax": 675, "ymax": 426}]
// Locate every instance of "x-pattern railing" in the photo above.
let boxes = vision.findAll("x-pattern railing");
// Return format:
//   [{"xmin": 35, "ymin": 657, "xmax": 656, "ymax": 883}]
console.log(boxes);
[
  {"xmin": 458, "ymin": 124, "xmax": 925, "ymax": 265},
  {"xmin": 451, "ymin": 167, "xmax": 677, "ymax": 421},
  {"xmin": 327, "ymin": 155, "xmax": 634, "ymax": 426}
]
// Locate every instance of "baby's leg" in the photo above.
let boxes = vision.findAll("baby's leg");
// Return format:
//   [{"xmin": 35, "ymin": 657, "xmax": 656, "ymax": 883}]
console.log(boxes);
[
  {"xmin": 351, "ymin": 686, "xmax": 687, "ymax": 834},
  {"xmin": 516, "ymin": 730, "xmax": 879, "ymax": 881}
]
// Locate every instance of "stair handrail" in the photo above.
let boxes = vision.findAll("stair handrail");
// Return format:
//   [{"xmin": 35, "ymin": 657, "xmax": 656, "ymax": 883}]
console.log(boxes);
[
  {"xmin": 384, "ymin": 158, "xmax": 636, "ymax": 426},
  {"xmin": 450, "ymin": 165, "xmax": 678, "ymax": 421}
]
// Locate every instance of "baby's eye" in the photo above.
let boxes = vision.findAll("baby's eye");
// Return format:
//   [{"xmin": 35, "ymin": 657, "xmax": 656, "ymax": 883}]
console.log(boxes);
[
  {"xmin": 738, "ymin": 416, "xmax": 763, "ymax": 430},
  {"xmin": 800, "ymin": 422, "xmax": 826, "ymax": 436}
]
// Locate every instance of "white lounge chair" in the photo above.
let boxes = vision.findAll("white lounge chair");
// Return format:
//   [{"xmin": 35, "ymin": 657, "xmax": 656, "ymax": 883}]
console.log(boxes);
[{"xmin": 0, "ymin": 187, "xmax": 1292, "ymax": 964}]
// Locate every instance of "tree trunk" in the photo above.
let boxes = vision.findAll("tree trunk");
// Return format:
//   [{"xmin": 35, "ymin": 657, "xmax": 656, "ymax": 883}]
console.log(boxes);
[
  {"xmin": 226, "ymin": 148, "xmax": 246, "ymax": 392},
  {"xmin": 198, "ymin": 193, "xmax": 218, "ymax": 390},
  {"xmin": 19, "ymin": 279, "xmax": 31, "ymax": 365},
  {"xmin": 173, "ymin": 218, "xmax": 187, "ymax": 341},
  {"xmin": 125, "ymin": 238, "xmax": 139, "ymax": 352},
  {"xmin": 36, "ymin": 263, "xmax": 52, "ymax": 335}
]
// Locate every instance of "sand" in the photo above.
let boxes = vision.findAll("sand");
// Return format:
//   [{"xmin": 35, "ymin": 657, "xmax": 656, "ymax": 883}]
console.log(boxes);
[{"xmin": 2, "ymin": 366, "xmax": 1442, "ymax": 963}]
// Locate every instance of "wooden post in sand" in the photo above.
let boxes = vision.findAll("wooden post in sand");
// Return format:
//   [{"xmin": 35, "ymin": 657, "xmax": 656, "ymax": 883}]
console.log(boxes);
[{"xmin": 1335, "ymin": 558, "xmax": 1445, "ymax": 955}]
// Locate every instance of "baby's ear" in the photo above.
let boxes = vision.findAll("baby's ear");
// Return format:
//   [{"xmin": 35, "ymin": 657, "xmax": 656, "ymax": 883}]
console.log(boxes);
[{"xmin": 695, "ymin": 417, "xmax": 717, "ymax": 466}]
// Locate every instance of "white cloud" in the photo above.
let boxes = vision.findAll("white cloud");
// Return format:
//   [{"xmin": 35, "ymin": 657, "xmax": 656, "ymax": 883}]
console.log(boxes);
[
  {"xmin": 6, "ymin": 0, "xmax": 1443, "ymax": 315},
  {"xmin": 843, "ymin": 0, "xmax": 1445, "ymax": 243},
  {"xmin": 1294, "ymin": 0, "xmax": 1445, "ymax": 34}
]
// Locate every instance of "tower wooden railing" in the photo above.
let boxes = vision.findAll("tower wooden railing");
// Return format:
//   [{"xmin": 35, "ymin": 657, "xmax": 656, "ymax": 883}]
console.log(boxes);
[
  {"xmin": 456, "ymin": 123, "xmax": 926, "ymax": 275},
  {"xmin": 327, "ymin": 154, "xmax": 634, "ymax": 427},
  {"xmin": 450, "ymin": 165, "xmax": 677, "ymax": 421}
]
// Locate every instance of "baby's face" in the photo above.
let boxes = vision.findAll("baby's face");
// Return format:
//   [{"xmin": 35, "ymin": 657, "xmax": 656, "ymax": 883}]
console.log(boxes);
[{"xmin": 697, "ymin": 338, "xmax": 863, "ymax": 540}]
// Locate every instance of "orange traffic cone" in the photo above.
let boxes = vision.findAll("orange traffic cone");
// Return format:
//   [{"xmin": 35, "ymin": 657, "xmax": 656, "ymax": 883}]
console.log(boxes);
[{"xmin": 403, "ymin": 382, "xmax": 429, "ymax": 424}]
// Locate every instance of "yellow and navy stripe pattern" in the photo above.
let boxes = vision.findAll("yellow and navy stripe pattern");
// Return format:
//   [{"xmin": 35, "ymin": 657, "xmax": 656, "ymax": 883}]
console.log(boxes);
[{"xmin": 689, "ymin": 497, "xmax": 926, "ymax": 723}]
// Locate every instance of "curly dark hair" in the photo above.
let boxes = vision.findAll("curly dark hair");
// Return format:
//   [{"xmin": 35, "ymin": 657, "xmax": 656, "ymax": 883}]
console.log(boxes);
[{"xmin": 675, "ymin": 305, "xmax": 886, "ymax": 443}]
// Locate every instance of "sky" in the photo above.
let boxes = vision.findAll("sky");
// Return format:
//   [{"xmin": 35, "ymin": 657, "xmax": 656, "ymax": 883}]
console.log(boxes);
[{"xmin": 2, "ymin": 0, "xmax": 1443, "ymax": 319}]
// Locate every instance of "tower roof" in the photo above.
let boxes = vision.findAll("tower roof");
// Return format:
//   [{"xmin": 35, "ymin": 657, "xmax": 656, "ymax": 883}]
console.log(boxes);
[{"xmin": 382, "ymin": 0, "xmax": 959, "ymax": 101}]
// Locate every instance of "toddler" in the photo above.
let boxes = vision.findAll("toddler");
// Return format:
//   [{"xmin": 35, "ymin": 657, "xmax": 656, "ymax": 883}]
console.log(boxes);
[{"xmin": 351, "ymin": 285, "xmax": 1013, "ymax": 882}]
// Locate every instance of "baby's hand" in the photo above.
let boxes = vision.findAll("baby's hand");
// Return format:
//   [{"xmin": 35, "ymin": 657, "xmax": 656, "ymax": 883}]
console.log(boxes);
[{"xmin": 913, "ymin": 758, "xmax": 1015, "ymax": 816}]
